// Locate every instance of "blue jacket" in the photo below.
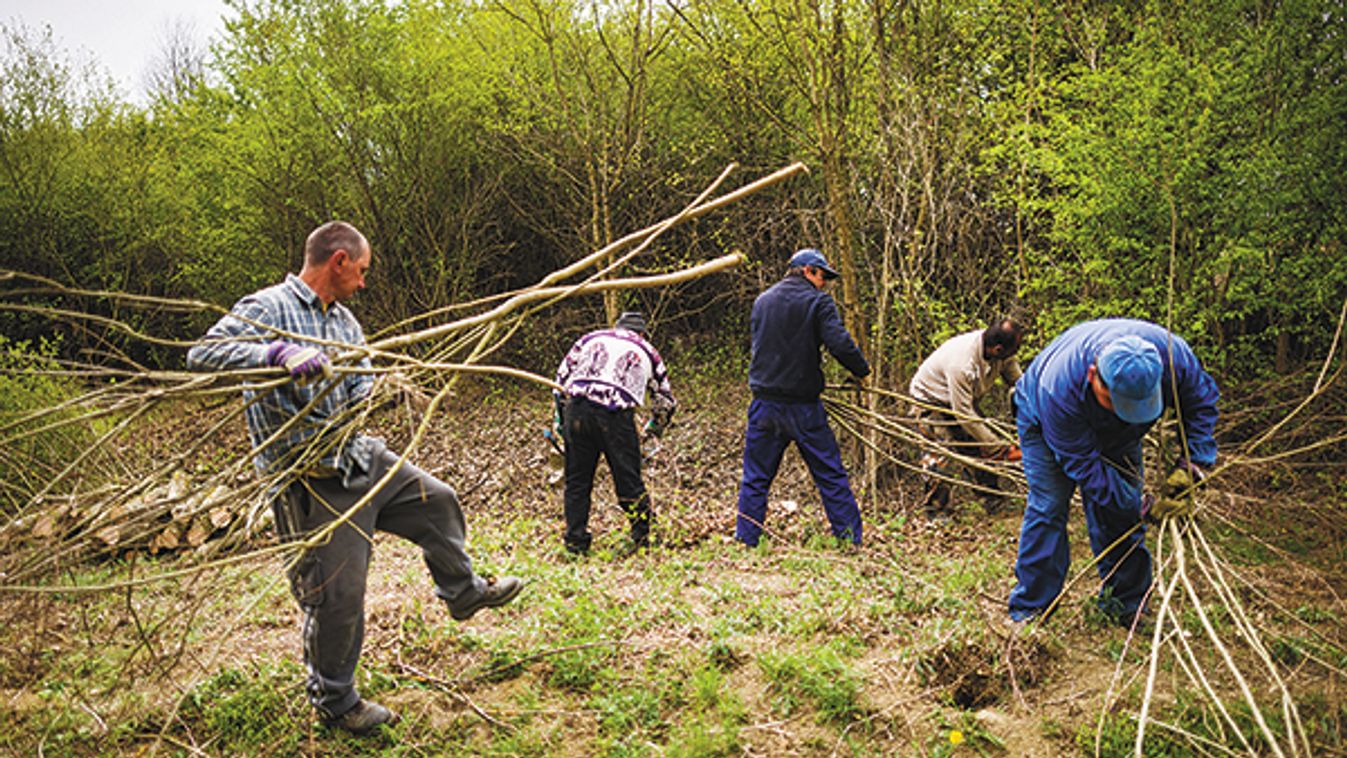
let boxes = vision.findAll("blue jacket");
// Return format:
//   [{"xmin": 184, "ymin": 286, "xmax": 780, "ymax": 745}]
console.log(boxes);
[
  {"xmin": 1015, "ymin": 319, "xmax": 1220, "ymax": 514},
  {"xmin": 748, "ymin": 273, "xmax": 869, "ymax": 401}
]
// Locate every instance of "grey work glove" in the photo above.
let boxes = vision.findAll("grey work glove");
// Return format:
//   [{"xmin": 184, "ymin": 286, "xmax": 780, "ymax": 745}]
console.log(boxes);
[{"xmin": 265, "ymin": 341, "xmax": 332, "ymax": 382}]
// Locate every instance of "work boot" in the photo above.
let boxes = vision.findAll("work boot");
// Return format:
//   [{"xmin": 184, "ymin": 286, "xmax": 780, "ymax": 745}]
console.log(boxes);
[
  {"xmin": 922, "ymin": 483, "xmax": 952, "ymax": 523},
  {"xmin": 919, "ymin": 454, "xmax": 952, "ymax": 520},
  {"xmin": 326, "ymin": 699, "xmax": 398, "ymax": 735},
  {"xmin": 981, "ymin": 494, "xmax": 1008, "ymax": 515},
  {"xmin": 1115, "ymin": 607, "xmax": 1153, "ymax": 635},
  {"xmin": 449, "ymin": 575, "xmax": 523, "ymax": 621}
]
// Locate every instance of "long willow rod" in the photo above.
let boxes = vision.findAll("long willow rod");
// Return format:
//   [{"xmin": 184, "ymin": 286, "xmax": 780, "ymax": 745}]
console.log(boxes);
[
  {"xmin": 822, "ymin": 391, "xmax": 1025, "ymax": 494},
  {"xmin": 824, "ymin": 398, "xmax": 1024, "ymax": 500},
  {"xmin": 1, "ymin": 159, "xmax": 788, "ymax": 591},
  {"xmin": 1173, "ymin": 518, "xmax": 1288, "ymax": 757},
  {"xmin": 453, "ymin": 163, "xmax": 741, "ymax": 365},
  {"xmin": 1237, "ymin": 294, "xmax": 1347, "ymax": 459},
  {"xmin": 1189, "ymin": 523, "xmax": 1309, "ymax": 755},
  {"xmin": 365, "ymin": 163, "xmax": 804, "ymax": 354},
  {"xmin": 379, "ymin": 160, "xmax": 795, "ymax": 337}
]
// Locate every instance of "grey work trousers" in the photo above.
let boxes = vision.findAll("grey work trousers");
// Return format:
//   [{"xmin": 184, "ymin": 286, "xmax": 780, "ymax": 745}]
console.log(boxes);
[{"xmin": 274, "ymin": 447, "xmax": 486, "ymax": 719}]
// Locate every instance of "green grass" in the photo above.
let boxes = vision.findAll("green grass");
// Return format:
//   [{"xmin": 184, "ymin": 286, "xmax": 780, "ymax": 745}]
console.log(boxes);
[
  {"xmin": 5, "ymin": 384, "xmax": 1344, "ymax": 756},
  {"xmin": 178, "ymin": 662, "xmax": 312, "ymax": 753},
  {"xmin": 665, "ymin": 664, "xmax": 746, "ymax": 758},
  {"xmin": 757, "ymin": 644, "xmax": 865, "ymax": 725}
]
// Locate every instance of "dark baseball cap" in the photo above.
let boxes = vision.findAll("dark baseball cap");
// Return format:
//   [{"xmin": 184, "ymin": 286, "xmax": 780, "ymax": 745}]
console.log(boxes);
[{"xmin": 788, "ymin": 248, "xmax": 839, "ymax": 280}]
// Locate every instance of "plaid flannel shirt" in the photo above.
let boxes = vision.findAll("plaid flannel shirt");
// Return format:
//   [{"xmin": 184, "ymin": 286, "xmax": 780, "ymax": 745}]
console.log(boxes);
[{"xmin": 187, "ymin": 274, "xmax": 375, "ymax": 477}]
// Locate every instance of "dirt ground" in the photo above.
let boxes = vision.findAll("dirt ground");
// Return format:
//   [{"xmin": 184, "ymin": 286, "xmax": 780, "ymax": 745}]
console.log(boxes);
[{"xmin": 3, "ymin": 373, "xmax": 1346, "ymax": 755}]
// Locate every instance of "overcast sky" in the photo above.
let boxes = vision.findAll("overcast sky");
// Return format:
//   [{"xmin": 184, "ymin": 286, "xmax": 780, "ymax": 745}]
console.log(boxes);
[{"xmin": 3, "ymin": 0, "xmax": 233, "ymax": 102}]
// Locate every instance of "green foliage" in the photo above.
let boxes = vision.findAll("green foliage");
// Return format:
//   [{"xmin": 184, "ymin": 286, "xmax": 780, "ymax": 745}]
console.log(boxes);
[
  {"xmin": 3, "ymin": 1, "xmax": 1344, "ymax": 383},
  {"xmin": 757, "ymin": 645, "xmax": 864, "ymax": 725},
  {"xmin": 178, "ymin": 662, "xmax": 310, "ymax": 753},
  {"xmin": 1001, "ymin": 1, "xmax": 1347, "ymax": 377},
  {"xmin": 0, "ymin": 336, "xmax": 99, "ymax": 512}
]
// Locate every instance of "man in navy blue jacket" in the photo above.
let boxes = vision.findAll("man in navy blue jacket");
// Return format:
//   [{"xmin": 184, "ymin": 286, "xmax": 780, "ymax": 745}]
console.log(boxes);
[
  {"xmin": 1008, "ymin": 319, "xmax": 1220, "ymax": 626},
  {"xmin": 735, "ymin": 249, "xmax": 871, "ymax": 547}
]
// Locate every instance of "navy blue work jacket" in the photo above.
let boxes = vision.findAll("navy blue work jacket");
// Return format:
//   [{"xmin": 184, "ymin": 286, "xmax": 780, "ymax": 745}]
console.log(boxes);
[{"xmin": 748, "ymin": 273, "xmax": 869, "ymax": 402}]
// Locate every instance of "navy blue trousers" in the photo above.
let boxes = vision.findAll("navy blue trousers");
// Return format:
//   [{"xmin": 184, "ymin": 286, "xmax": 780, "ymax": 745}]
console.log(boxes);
[
  {"xmin": 1007, "ymin": 417, "xmax": 1151, "ymax": 622},
  {"xmin": 735, "ymin": 397, "xmax": 862, "ymax": 546}
]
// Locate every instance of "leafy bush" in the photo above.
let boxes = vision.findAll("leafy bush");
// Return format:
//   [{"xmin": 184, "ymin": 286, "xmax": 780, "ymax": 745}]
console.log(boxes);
[{"xmin": 0, "ymin": 336, "xmax": 96, "ymax": 514}]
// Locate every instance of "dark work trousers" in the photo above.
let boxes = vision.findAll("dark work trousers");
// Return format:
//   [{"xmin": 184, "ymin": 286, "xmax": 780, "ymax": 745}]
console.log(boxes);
[
  {"xmin": 562, "ymin": 396, "xmax": 650, "ymax": 553},
  {"xmin": 734, "ymin": 397, "xmax": 863, "ymax": 547},
  {"xmin": 1009, "ymin": 418, "xmax": 1151, "ymax": 622},
  {"xmin": 913, "ymin": 405, "xmax": 1003, "ymax": 514},
  {"xmin": 274, "ymin": 447, "xmax": 486, "ymax": 719}
]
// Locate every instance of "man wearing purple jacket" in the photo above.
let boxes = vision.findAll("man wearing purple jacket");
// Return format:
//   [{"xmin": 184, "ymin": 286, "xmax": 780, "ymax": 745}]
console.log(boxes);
[{"xmin": 1008, "ymin": 319, "xmax": 1220, "ymax": 627}]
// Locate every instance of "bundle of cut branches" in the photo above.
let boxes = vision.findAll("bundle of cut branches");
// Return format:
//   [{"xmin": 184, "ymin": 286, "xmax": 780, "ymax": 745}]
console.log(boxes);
[
  {"xmin": 823, "ymin": 384, "xmax": 1026, "ymax": 505},
  {"xmin": 0, "ymin": 161, "xmax": 805, "ymax": 588}
]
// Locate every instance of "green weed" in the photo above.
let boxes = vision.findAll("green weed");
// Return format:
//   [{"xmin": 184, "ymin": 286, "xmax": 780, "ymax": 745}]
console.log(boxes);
[
  {"xmin": 178, "ymin": 662, "xmax": 312, "ymax": 752},
  {"xmin": 1077, "ymin": 713, "xmax": 1186, "ymax": 757},
  {"xmin": 927, "ymin": 711, "xmax": 1007, "ymax": 757},
  {"xmin": 757, "ymin": 645, "xmax": 864, "ymax": 724},
  {"xmin": 1294, "ymin": 604, "xmax": 1339, "ymax": 624},
  {"xmin": 666, "ymin": 664, "xmax": 746, "ymax": 758},
  {"xmin": 591, "ymin": 685, "xmax": 665, "ymax": 738},
  {"xmin": 547, "ymin": 645, "xmax": 616, "ymax": 691}
]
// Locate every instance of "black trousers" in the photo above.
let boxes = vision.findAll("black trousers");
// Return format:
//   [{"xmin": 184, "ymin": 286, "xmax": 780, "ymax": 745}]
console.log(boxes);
[
  {"xmin": 562, "ymin": 396, "xmax": 650, "ymax": 552},
  {"xmin": 274, "ymin": 447, "xmax": 484, "ymax": 719}
]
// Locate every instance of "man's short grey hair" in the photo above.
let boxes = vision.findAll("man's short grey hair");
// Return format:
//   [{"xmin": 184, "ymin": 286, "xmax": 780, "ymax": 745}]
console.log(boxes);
[{"xmin": 305, "ymin": 221, "xmax": 368, "ymax": 266}]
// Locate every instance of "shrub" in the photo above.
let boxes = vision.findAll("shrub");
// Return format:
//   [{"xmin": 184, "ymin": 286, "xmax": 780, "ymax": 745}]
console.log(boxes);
[{"xmin": 0, "ymin": 336, "xmax": 97, "ymax": 514}]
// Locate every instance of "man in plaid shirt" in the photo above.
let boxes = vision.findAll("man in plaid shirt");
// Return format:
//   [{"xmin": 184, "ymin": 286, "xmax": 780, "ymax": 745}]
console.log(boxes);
[{"xmin": 188, "ymin": 221, "xmax": 521, "ymax": 735}]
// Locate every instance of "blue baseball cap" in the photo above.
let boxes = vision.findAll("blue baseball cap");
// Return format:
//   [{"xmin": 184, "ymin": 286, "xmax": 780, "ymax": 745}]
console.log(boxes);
[
  {"xmin": 788, "ymin": 248, "xmax": 839, "ymax": 279},
  {"xmin": 1097, "ymin": 336, "xmax": 1163, "ymax": 424}
]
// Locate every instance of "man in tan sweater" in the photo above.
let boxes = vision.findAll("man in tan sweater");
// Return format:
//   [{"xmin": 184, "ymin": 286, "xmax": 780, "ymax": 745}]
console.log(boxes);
[{"xmin": 909, "ymin": 319, "xmax": 1024, "ymax": 519}]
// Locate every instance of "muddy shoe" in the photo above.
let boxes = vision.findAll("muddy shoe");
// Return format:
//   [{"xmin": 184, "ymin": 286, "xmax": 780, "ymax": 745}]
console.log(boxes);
[
  {"xmin": 1115, "ymin": 608, "xmax": 1153, "ymax": 635},
  {"xmin": 449, "ymin": 575, "xmax": 523, "ymax": 621},
  {"xmin": 981, "ymin": 495, "xmax": 1008, "ymax": 515},
  {"xmin": 326, "ymin": 700, "xmax": 398, "ymax": 735},
  {"xmin": 923, "ymin": 509, "xmax": 954, "ymax": 527}
]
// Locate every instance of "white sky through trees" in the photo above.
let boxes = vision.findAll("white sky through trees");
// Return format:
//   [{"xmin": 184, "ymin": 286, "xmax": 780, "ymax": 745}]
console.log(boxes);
[{"xmin": 2, "ymin": 0, "xmax": 230, "ymax": 103}]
